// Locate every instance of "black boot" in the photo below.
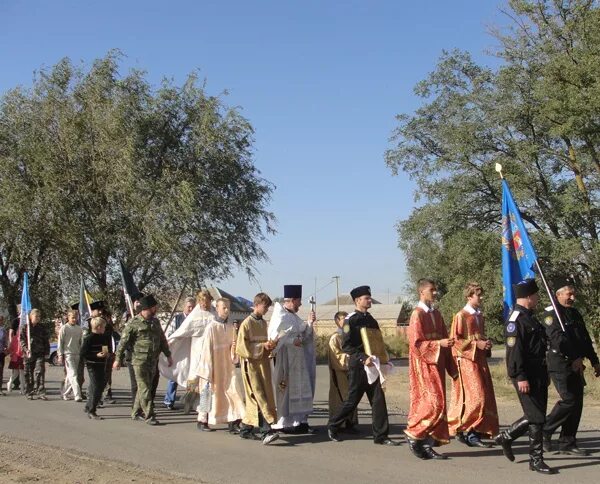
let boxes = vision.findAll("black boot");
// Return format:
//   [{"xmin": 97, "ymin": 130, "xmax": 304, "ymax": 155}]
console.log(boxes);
[
  {"xmin": 542, "ymin": 430, "xmax": 552, "ymax": 453},
  {"xmin": 494, "ymin": 417, "xmax": 529, "ymax": 462},
  {"xmin": 529, "ymin": 424, "xmax": 555, "ymax": 474}
]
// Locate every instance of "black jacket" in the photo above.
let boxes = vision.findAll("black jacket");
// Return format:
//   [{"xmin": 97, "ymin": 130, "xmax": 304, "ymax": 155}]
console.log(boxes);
[
  {"xmin": 543, "ymin": 304, "xmax": 599, "ymax": 371},
  {"xmin": 505, "ymin": 304, "xmax": 548, "ymax": 382},
  {"xmin": 341, "ymin": 310, "xmax": 380, "ymax": 367}
]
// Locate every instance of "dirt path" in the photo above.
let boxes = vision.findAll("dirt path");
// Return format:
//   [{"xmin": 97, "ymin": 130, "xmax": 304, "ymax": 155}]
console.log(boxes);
[{"xmin": 0, "ymin": 436, "xmax": 199, "ymax": 484}]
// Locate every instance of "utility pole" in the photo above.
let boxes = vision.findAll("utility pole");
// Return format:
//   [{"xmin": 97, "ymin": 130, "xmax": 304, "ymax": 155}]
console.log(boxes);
[{"xmin": 332, "ymin": 276, "xmax": 340, "ymax": 312}]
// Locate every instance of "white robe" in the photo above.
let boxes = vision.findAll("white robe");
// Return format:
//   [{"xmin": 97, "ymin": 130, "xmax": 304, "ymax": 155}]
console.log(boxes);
[
  {"xmin": 158, "ymin": 305, "xmax": 215, "ymax": 386},
  {"xmin": 268, "ymin": 303, "xmax": 316, "ymax": 428}
]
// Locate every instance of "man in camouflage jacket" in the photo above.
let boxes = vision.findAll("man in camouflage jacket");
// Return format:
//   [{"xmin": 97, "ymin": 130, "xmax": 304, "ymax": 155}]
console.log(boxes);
[{"xmin": 114, "ymin": 295, "xmax": 172, "ymax": 425}]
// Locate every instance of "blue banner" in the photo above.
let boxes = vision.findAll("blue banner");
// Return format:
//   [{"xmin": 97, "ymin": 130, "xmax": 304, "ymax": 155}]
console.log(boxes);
[
  {"xmin": 19, "ymin": 272, "xmax": 32, "ymax": 328},
  {"xmin": 501, "ymin": 179, "xmax": 538, "ymax": 317}
]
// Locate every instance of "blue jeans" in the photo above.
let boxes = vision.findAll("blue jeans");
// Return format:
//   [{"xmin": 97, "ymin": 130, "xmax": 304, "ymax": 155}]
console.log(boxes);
[{"xmin": 163, "ymin": 379, "xmax": 178, "ymax": 405}]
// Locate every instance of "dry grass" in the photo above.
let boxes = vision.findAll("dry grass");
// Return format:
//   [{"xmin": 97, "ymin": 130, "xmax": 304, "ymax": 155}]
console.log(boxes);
[{"xmin": 488, "ymin": 361, "xmax": 600, "ymax": 406}]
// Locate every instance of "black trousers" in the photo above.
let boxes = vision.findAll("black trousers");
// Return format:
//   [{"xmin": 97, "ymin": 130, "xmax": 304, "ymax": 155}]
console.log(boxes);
[
  {"xmin": 77, "ymin": 357, "xmax": 85, "ymax": 391},
  {"xmin": 328, "ymin": 363, "xmax": 389, "ymax": 441},
  {"xmin": 513, "ymin": 377, "xmax": 548, "ymax": 424},
  {"xmin": 86, "ymin": 363, "xmax": 106, "ymax": 414},
  {"xmin": 102, "ymin": 354, "xmax": 115, "ymax": 399},
  {"xmin": 544, "ymin": 369, "xmax": 584, "ymax": 449}
]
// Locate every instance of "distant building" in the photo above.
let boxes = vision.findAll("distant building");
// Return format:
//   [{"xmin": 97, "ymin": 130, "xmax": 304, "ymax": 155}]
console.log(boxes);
[
  {"xmin": 322, "ymin": 295, "xmax": 382, "ymax": 305},
  {"xmin": 264, "ymin": 303, "xmax": 412, "ymax": 337}
]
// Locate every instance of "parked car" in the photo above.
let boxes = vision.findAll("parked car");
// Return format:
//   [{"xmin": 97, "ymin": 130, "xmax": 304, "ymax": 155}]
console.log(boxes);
[{"xmin": 48, "ymin": 342, "xmax": 62, "ymax": 366}]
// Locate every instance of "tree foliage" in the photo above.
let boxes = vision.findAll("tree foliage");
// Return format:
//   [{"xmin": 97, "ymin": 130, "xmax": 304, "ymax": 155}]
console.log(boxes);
[
  {"xmin": 0, "ymin": 51, "xmax": 275, "ymax": 320},
  {"xmin": 386, "ymin": 0, "xmax": 600, "ymax": 340}
]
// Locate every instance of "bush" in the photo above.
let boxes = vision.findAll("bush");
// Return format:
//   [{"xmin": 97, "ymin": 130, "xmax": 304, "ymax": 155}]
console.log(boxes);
[
  {"xmin": 385, "ymin": 334, "xmax": 409, "ymax": 358},
  {"xmin": 314, "ymin": 334, "xmax": 330, "ymax": 364}
]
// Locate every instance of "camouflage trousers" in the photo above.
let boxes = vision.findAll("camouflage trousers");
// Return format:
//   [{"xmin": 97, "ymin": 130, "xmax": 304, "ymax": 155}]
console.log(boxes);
[
  {"xmin": 24, "ymin": 355, "xmax": 46, "ymax": 396},
  {"xmin": 132, "ymin": 363, "xmax": 157, "ymax": 420}
]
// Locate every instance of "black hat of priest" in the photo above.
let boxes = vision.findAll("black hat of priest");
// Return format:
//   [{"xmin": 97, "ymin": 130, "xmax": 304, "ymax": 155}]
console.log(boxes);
[
  {"xmin": 552, "ymin": 276, "xmax": 575, "ymax": 291},
  {"xmin": 89, "ymin": 300, "xmax": 106, "ymax": 311},
  {"xmin": 283, "ymin": 285, "xmax": 302, "ymax": 299},
  {"xmin": 350, "ymin": 285, "xmax": 371, "ymax": 300},
  {"xmin": 70, "ymin": 302, "xmax": 79, "ymax": 310},
  {"xmin": 138, "ymin": 294, "xmax": 158, "ymax": 310},
  {"xmin": 512, "ymin": 279, "xmax": 539, "ymax": 299},
  {"xmin": 132, "ymin": 292, "xmax": 145, "ymax": 302}
]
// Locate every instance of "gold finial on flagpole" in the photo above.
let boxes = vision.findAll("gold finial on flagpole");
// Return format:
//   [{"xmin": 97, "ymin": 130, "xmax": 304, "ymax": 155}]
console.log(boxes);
[{"xmin": 495, "ymin": 163, "xmax": 504, "ymax": 179}]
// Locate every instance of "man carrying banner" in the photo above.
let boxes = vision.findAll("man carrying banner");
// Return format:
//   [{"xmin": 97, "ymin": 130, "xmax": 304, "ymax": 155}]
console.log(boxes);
[
  {"xmin": 495, "ymin": 173, "xmax": 557, "ymax": 473},
  {"xmin": 20, "ymin": 309, "xmax": 50, "ymax": 400},
  {"xmin": 542, "ymin": 279, "xmax": 600, "ymax": 456},
  {"xmin": 495, "ymin": 279, "xmax": 555, "ymax": 474}
]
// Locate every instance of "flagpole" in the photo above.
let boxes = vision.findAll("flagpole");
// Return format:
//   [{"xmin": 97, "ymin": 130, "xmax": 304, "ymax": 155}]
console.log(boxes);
[
  {"xmin": 163, "ymin": 284, "xmax": 187, "ymax": 334},
  {"xmin": 496, "ymin": 163, "xmax": 566, "ymax": 333}
]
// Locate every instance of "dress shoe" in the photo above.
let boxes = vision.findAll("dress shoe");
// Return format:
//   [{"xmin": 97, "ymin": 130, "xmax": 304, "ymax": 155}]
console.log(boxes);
[
  {"xmin": 456, "ymin": 432, "xmax": 471, "ymax": 446},
  {"xmin": 557, "ymin": 446, "xmax": 589, "ymax": 456},
  {"xmin": 374, "ymin": 438, "xmax": 400, "ymax": 446},
  {"xmin": 407, "ymin": 439, "xmax": 429, "ymax": 460},
  {"xmin": 423, "ymin": 447, "xmax": 448, "ymax": 460},
  {"xmin": 328, "ymin": 428, "xmax": 342, "ymax": 442},
  {"xmin": 88, "ymin": 412, "xmax": 103, "ymax": 420},
  {"xmin": 198, "ymin": 422, "xmax": 215, "ymax": 432},
  {"xmin": 469, "ymin": 438, "xmax": 493, "ymax": 448}
]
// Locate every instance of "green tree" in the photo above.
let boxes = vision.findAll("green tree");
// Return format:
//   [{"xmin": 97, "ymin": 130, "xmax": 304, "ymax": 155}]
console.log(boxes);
[
  {"xmin": 386, "ymin": 0, "xmax": 600, "ymax": 341},
  {"xmin": 0, "ymin": 51, "xmax": 275, "ymax": 319}
]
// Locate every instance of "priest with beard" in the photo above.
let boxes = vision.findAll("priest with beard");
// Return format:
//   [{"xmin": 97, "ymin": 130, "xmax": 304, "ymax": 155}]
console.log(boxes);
[{"xmin": 268, "ymin": 284, "xmax": 317, "ymax": 434}]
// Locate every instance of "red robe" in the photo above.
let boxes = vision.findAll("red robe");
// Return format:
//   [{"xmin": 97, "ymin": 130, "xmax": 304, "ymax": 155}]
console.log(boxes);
[
  {"xmin": 405, "ymin": 305, "xmax": 457, "ymax": 444},
  {"xmin": 447, "ymin": 307, "xmax": 499, "ymax": 437}
]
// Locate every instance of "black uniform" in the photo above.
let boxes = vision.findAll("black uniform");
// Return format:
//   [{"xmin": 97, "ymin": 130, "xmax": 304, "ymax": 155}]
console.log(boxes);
[
  {"xmin": 81, "ymin": 332, "xmax": 110, "ymax": 414},
  {"xmin": 505, "ymin": 303, "xmax": 549, "ymax": 423},
  {"xmin": 543, "ymin": 304, "xmax": 599, "ymax": 450},
  {"xmin": 327, "ymin": 311, "xmax": 390, "ymax": 442}
]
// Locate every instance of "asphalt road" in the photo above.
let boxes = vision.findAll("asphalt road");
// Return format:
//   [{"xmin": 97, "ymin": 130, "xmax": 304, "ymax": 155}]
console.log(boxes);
[{"xmin": 1, "ymin": 364, "xmax": 599, "ymax": 484}]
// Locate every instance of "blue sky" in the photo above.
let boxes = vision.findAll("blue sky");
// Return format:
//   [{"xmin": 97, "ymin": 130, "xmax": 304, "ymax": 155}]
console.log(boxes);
[{"xmin": 0, "ymin": 0, "xmax": 506, "ymax": 304}]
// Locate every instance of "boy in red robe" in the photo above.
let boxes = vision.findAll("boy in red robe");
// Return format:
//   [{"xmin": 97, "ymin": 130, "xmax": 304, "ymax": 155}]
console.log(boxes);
[
  {"xmin": 405, "ymin": 278, "xmax": 457, "ymax": 460},
  {"xmin": 448, "ymin": 283, "xmax": 499, "ymax": 447}
]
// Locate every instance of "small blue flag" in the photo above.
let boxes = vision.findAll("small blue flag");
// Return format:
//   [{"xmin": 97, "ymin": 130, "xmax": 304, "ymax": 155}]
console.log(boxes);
[
  {"xmin": 19, "ymin": 272, "xmax": 32, "ymax": 328},
  {"xmin": 501, "ymin": 179, "xmax": 539, "ymax": 317}
]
